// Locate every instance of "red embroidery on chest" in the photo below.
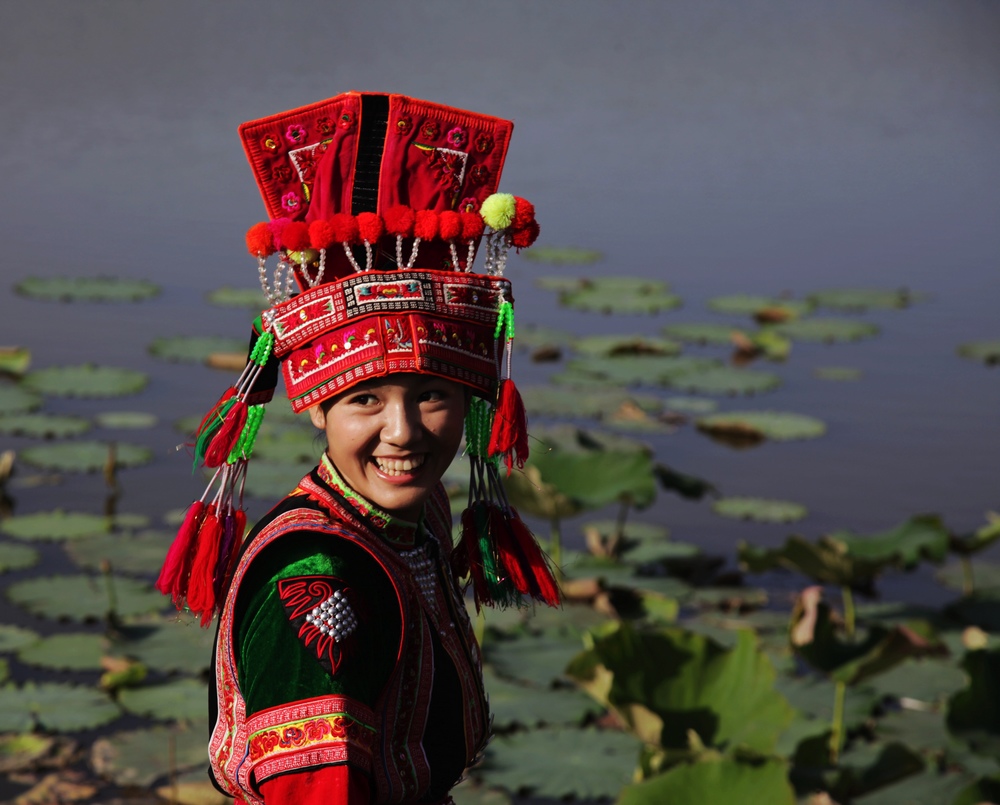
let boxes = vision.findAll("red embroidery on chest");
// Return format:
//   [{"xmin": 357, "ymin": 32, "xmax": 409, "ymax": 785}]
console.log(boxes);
[{"xmin": 277, "ymin": 576, "xmax": 358, "ymax": 676}]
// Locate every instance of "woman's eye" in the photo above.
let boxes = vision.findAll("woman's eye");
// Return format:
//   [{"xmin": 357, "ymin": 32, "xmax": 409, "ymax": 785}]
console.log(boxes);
[{"xmin": 350, "ymin": 393, "xmax": 378, "ymax": 406}]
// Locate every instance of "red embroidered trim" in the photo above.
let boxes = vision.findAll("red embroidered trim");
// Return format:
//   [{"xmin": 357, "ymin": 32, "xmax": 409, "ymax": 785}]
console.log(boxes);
[{"xmin": 277, "ymin": 576, "xmax": 356, "ymax": 676}]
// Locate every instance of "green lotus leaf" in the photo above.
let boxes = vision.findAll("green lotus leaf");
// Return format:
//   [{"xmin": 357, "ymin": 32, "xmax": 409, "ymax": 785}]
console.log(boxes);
[
  {"xmin": 0, "ymin": 624, "xmax": 41, "ymax": 653},
  {"xmin": 109, "ymin": 615, "xmax": 215, "ymax": 675},
  {"xmin": 953, "ymin": 774, "xmax": 1000, "ymax": 805},
  {"xmin": 708, "ymin": 294, "xmax": 812, "ymax": 317},
  {"xmin": 0, "ymin": 733, "xmax": 60, "ymax": 774},
  {"xmin": 774, "ymin": 675, "xmax": 880, "ymax": 732},
  {"xmin": 0, "ymin": 383, "xmax": 42, "ymax": 415},
  {"xmin": 773, "ymin": 317, "xmax": 880, "ymax": 343},
  {"xmin": 668, "ymin": 366, "xmax": 782, "ymax": 396},
  {"xmin": 523, "ymin": 247, "xmax": 603, "ymax": 265},
  {"xmin": 252, "ymin": 422, "xmax": 321, "ymax": 464},
  {"xmin": 22, "ymin": 364, "xmax": 148, "ymax": 398},
  {"xmin": 663, "ymin": 396, "xmax": 717, "ymax": 414},
  {"xmin": 95, "ymin": 411, "xmax": 158, "ymax": 429},
  {"xmin": 482, "ymin": 667, "xmax": 600, "ymax": 729},
  {"xmin": 697, "ymin": 410, "xmax": 826, "ymax": 442},
  {"xmin": 0, "ymin": 510, "xmax": 142, "ymax": 541},
  {"xmin": 808, "ymin": 287, "xmax": 921, "ymax": 311},
  {"xmin": 582, "ymin": 520, "xmax": 670, "ymax": 543},
  {"xmin": 868, "ymin": 657, "xmax": 969, "ymax": 707},
  {"xmin": 118, "ymin": 678, "xmax": 209, "ymax": 722},
  {"xmin": 450, "ymin": 780, "xmax": 513, "ymax": 805},
  {"xmin": 18, "ymin": 633, "xmax": 106, "ymax": 671},
  {"xmin": 534, "ymin": 276, "xmax": 587, "ymax": 292},
  {"xmin": 148, "ymin": 335, "xmax": 247, "ymax": 364},
  {"xmin": 241, "ymin": 460, "xmax": 315, "ymax": 499},
  {"xmin": 947, "ymin": 647, "xmax": 1000, "ymax": 758},
  {"xmin": 14, "ymin": 276, "xmax": 160, "ymax": 303},
  {"xmin": 485, "ymin": 630, "xmax": 584, "ymax": 687},
  {"xmin": 66, "ymin": 529, "xmax": 171, "ymax": 576},
  {"xmin": 206, "ymin": 286, "xmax": 268, "ymax": 308},
  {"xmin": 823, "ymin": 740, "xmax": 926, "ymax": 801},
  {"xmin": 0, "ymin": 348, "xmax": 31, "ymax": 377},
  {"xmin": 815, "ymin": 365, "xmax": 863, "ymax": 381},
  {"xmin": 946, "ymin": 513, "xmax": 1000, "ymax": 558},
  {"xmin": 662, "ymin": 322, "xmax": 745, "ymax": 345},
  {"xmin": 478, "ymin": 727, "xmax": 638, "ymax": 800},
  {"xmin": 574, "ymin": 334, "xmax": 682, "ymax": 358},
  {"xmin": 0, "ymin": 413, "xmax": 91, "ymax": 438},
  {"xmin": 566, "ymin": 622, "xmax": 794, "ymax": 752},
  {"xmin": 512, "ymin": 324, "xmax": 575, "ymax": 352},
  {"xmin": 561, "ymin": 277, "xmax": 682, "ymax": 314},
  {"xmin": 520, "ymin": 385, "xmax": 663, "ymax": 419},
  {"xmin": 712, "ymin": 497, "xmax": 808, "ymax": 524},
  {"xmin": 0, "ymin": 543, "xmax": 39, "ymax": 573},
  {"xmin": 618, "ymin": 756, "xmax": 795, "ymax": 805},
  {"xmin": 957, "ymin": 340, "xmax": 1000, "ymax": 365},
  {"xmin": 20, "ymin": 440, "xmax": 153, "ymax": 472},
  {"xmin": 827, "ymin": 515, "xmax": 950, "ymax": 569},
  {"xmin": 562, "ymin": 355, "xmax": 720, "ymax": 387},
  {"xmin": 7, "ymin": 574, "xmax": 165, "ymax": 621},
  {"xmin": 0, "ymin": 682, "xmax": 119, "ymax": 732},
  {"xmin": 91, "ymin": 723, "xmax": 209, "ymax": 787}
]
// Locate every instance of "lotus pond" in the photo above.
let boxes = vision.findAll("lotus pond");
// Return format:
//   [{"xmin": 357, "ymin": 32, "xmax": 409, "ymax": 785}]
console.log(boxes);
[{"xmin": 0, "ymin": 259, "xmax": 998, "ymax": 805}]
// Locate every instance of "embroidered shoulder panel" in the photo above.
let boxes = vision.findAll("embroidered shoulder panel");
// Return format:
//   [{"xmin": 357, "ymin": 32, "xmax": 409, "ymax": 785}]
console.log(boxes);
[{"xmin": 277, "ymin": 575, "xmax": 358, "ymax": 676}]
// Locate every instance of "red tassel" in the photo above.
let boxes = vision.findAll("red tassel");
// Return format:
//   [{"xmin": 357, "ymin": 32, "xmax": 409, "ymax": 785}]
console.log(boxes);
[
  {"xmin": 155, "ymin": 501, "xmax": 206, "ymax": 602},
  {"xmin": 204, "ymin": 401, "xmax": 248, "ymax": 468},
  {"xmin": 490, "ymin": 507, "xmax": 530, "ymax": 598},
  {"xmin": 488, "ymin": 379, "xmax": 529, "ymax": 473},
  {"xmin": 195, "ymin": 388, "xmax": 237, "ymax": 439},
  {"xmin": 185, "ymin": 506, "xmax": 224, "ymax": 625},
  {"xmin": 461, "ymin": 507, "xmax": 490, "ymax": 611},
  {"xmin": 508, "ymin": 511, "xmax": 561, "ymax": 607},
  {"xmin": 221, "ymin": 509, "xmax": 247, "ymax": 595}
]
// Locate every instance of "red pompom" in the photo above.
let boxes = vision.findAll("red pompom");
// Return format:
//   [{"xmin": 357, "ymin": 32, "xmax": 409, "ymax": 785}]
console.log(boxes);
[
  {"xmin": 329, "ymin": 213, "xmax": 359, "ymax": 244},
  {"xmin": 461, "ymin": 211, "xmax": 486, "ymax": 241},
  {"xmin": 308, "ymin": 219, "xmax": 337, "ymax": 250},
  {"xmin": 357, "ymin": 212, "xmax": 385, "ymax": 243},
  {"xmin": 246, "ymin": 222, "xmax": 275, "ymax": 257},
  {"xmin": 414, "ymin": 209, "xmax": 439, "ymax": 240},
  {"xmin": 267, "ymin": 217, "xmax": 291, "ymax": 250},
  {"xmin": 512, "ymin": 197, "xmax": 535, "ymax": 230},
  {"xmin": 383, "ymin": 205, "xmax": 415, "ymax": 237},
  {"xmin": 511, "ymin": 219, "xmax": 540, "ymax": 249},
  {"xmin": 281, "ymin": 221, "xmax": 311, "ymax": 252},
  {"xmin": 439, "ymin": 210, "xmax": 462, "ymax": 241}
]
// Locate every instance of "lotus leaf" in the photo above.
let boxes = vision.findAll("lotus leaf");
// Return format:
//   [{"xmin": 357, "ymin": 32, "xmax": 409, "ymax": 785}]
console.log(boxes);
[
  {"xmin": 582, "ymin": 520, "xmax": 670, "ymax": 543},
  {"xmin": 485, "ymin": 630, "xmax": 584, "ymax": 687},
  {"xmin": 868, "ymin": 657, "xmax": 968, "ymax": 705},
  {"xmin": 809, "ymin": 288, "xmax": 919, "ymax": 311},
  {"xmin": 0, "ymin": 624, "xmax": 41, "ymax": 652},
  {"xmin": 828, "ymin": 515, "xmax": 950, "ymax": 569},
  {"xmin": 520, "ymin": 385, "xmax": 663, "ymax": 419},
  {"xmin": 953, "ymin": 775, "xmax": 1000, "ymax": 805},
  {"xmin": 0, "ymin": 682, "xmax": 119, "ymax": 732},
  {"xmin": 562, "ymin": 355, "xmax": 720, "ymax": 386},
  {"xmin": 523, "ymin": 246, "xmax": 603, "ymax": 264},
  {"xmin": 66, "ymin": 529, "xmax": 171, "ymax": 575},
  {"xmin": 574, "ymin": 334, "xmax": 682, "ymax": 358},
  {"xmin": 21, "ymin": 440, "xmax": 153, "ymax": 472},
  {"xmin": 482, "ymin": 667, "xmax": 600, "ymax": 729},
  {"xmin": 945, "ymin": 589, "xmax": 1000, "ymax": 631},
  {"xmin": 939, "ymin": 563, "xmax": 1000, "ymax": 595},
  {"xmin": 15, "ymin": 276, "xmax": 160, "ymax": 303},
  {"xmin": 661, "ymin": 322, "xmax": 744, "ymax": 345},
  {"xmin": 0, "ymin": 413, "xmax": 91, "ymax": 439},
  {"xmin": 668, "ymin": 365, "xmax": 782, "ymax": 396},
  {"xmin": 664, "ymin": 396, "xmax": 717, "ymax": 413},
  {"xmin": 566, "ymin": 622, "xmax": 794, "ymax": 752},
  {"xmin": 0, "ymin": 383, "xmax": 42, "ymax": 414},
  {"xmin": 534, "ymin": 276, "xmax": 586, "ymax": 292},
  {"xmin": 95, "ymin": 411, "xmax": 158, "ymax": 429},
  {"xmin": 478, "ymin": 727, "xmax": 638, "ymax": 800},
  {"xmin": 874, "ymin": 707, "xmax": 962, "ymax": 758},
  {"xmin": 561, "ymin": 278, "xmax": 682, "ymax": 314},
  {"xmin": 91, "ymin": 723, "xmax": 209, "ymax": 787},
  {"xmin": 0, "ymin": 733, "xmax": 60, "ymax": 774},
  {"xmin": 824, "ymin": 740, "xmax": 926, "ymax": 801},
  {"xmin": 773, "ymin": 317, "xmax": 880, "ymax": 343},
  {"xmin": 815, "ymin": 365, "xmax": 863, "ymax": 381},
  {"xmin": 206, "ymin": 286, "xmax": 269, "ymax": 308},
  {"xmin": 241, "ymin": 459, "xmax": 315, "ymax": 499},
  {"xmin": 948, "ymin": 513, "xmax": 1000, "ymax": 557},
  {"xmin": 712, "ymin": 497, "xmax": 808, "ymax": 524},
  {"xmin": 653, "ymin": 464, "xmax": 718, "ymax": 501},
  {"xmin": 957, "ymin": 340, "xmax": 1000, "ymax": 365},
  {"xmin": 251, "ymin": 423, "xmax": 321, "ymax": 463},
  {"xmin": 698, "ymin": 410, "xmax": 826, "ymax": 442},
  {"xmin": 774, "ymin": 675, "xmax": 880, "ymax": 733},
  {"xmin": 618, "ymin": 756, "xmax": 795, "ymax": 805},
  {"xmin": 148, "ymin": 335, "xmax": 247, "ymax": 364},
  {"xmin": 0, "ymin": 543, "xmax": 39, "ymax": 572},
  {"xmin": 23, "ymin": 364, "xmax": 149, "ymax": 398},
  {"xmin": 511, "ymin": 324, "xmax": 575, "ymax": 353},
  {"xmin": 708, "ymin": 294, "xmax": 812, "ymax": 318},
  {"xmin": 118, "ymin": 678, "xmax": 209, "ymax": 722},
  {"xmin": 18, "ymin": 633, "xmax": 106, "ymax": 671},
  {"xmin": 0, "ymin": 510, "xmax": 122, "ymax": 541},
  {"xmin": 155, "ymin": 775, "xmax": 232, "ymax": 805},
  {"xmin": 450, "ymin": 780, "xmax": 512, "ymax": 805},
  {"xmin": 947, "ymin": 647, "xmax": 1000, "ymax": 756},
  {"xmin": 855, "ymin": 771, "xmax": 987, "ymax": 805},
  {"xmin": 109, "ymin": 616, "xmax": 214, "ymax": 674},
  {"xmin": 0, "ymin": 347, "xmax": 30, "ymax": 377},
  {"xmin": 7, "ymin": 574, "xmax": 166, "ymax": 621}
]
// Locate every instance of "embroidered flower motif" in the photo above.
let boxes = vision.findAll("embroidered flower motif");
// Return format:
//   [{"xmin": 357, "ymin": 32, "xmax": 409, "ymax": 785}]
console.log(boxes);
[
  {"xmin": 395, "ymin": 116, "xmax": 412, "ymax": 135},
  {"xmin": 339, "ymin": 111, "xmax": 355, "ymax": 130},
  {"xmin": 261, "ymin": 134, "xmax": 281, "ymax": 153},
  {"xmin": 446, "ymin": 126, "xmax": 467, "ymax": 148},
  {"xmin": 475, "ymin": 132, "xmax": 494, "ymax": 154},
  {"xmin": 469, "ymin": 165, "xmax": 490, "ymax": 185},
  {"xmin": 420, "ymin": 120, "xmax": 440, "ymax": 140},
  {"xmin": 281, "ymin": 726, "xmax": 305, "ymax": 746},
  {"xmin": 271, "ymin": 165, "xmax": 293, "ymax": 183},
  {"xmin": 281, "ymin": 191, "xmax": 302, "ymax": 213},
  {"xmin": 316, "ymin": 117, "xmax": 335, "ymax": 135},
  {"xmin": 285, "ymin": 124, "xmax": 307, "ymax": 145},
  {"xmin": 459, "ymin": 197, "xmax": 479, "ymax": 213}
]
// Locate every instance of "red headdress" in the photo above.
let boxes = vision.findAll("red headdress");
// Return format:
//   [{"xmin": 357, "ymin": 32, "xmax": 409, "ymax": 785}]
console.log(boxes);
[{"xmin": 157, "ymin": 92, "xmax": 557, "ymax": 624}]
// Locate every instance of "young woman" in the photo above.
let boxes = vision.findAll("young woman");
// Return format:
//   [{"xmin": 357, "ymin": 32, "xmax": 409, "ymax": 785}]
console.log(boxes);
[{"xmin": 157, "ymin": 92, "xmax": 556, "ymax": 805}]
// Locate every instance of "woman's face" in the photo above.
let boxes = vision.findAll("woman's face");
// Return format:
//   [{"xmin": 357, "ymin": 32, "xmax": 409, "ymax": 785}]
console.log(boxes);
[{"xmin": 308, "ymin": 374, "xmax": 467, "ymax": 521}]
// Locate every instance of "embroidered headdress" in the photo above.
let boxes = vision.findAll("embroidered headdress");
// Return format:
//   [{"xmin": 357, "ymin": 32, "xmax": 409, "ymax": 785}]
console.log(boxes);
[{"xmin": 157, "ymin": 92, "xmax": 559, "ymax": 624}]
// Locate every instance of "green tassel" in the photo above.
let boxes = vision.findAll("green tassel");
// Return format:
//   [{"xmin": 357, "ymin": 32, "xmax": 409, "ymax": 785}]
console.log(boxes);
[
  {"xmin": 227, "ymin": 405, "xmax": 266, "ymax": 464},
  {"xmin": 193, "ymin": 397, "xmax": 237, "ymax": 470},
  {"xmin": 494, "ymin": 300, "xmax": 514, "ymax": 341}
]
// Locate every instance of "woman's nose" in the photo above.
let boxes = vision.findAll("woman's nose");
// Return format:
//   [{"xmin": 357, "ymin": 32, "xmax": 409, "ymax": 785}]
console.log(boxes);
[{"xmin": 381, "ymin": 400, "xmax": 421, "ymax": 445}]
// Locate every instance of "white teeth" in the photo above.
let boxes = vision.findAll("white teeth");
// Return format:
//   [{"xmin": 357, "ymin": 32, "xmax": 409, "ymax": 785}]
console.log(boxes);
[{"xmin": 375, "ymin": 456, "xmax": 425, "ymax": 475}]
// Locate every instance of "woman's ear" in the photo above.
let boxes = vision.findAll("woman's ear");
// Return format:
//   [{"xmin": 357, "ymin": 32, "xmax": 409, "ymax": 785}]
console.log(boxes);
[{"xmin": 308, "ymin": 404, "xmax": 327, "ymax": 431}]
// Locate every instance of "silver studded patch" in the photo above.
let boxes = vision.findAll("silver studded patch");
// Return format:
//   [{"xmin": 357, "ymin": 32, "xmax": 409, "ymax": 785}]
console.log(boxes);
[{"xmin": 304, "ymin": 590, "xmax": 358, "ymax": 642}]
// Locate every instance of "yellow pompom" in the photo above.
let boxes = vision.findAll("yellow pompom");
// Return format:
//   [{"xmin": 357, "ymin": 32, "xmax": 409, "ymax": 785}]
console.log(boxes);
[{"xmin": 480, "ymin": 193, "xmax": 516, "ymax": 230}]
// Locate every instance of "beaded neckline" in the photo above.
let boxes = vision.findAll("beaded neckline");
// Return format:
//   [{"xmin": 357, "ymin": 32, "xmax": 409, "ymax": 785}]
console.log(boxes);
[{"xmin": 316, "ymin": 452, "xmax": 421, "ymax": 548}]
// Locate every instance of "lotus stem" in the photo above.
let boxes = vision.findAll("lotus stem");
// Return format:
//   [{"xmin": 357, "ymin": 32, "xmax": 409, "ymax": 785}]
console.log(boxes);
[
  {"xmin": 829, "ymin": 679, "xmax": 847, "ymax": 764},
  {"xmin": 101, "ymin": 559, "xmax": 119, "ymax": 626},
  {"xmin": 961, "ymin": 556, "xmax": 975, "ymax": 595},
  {"xmin": 841, "ymin": 586, "xmax": 856, "ymax": 637},
  {"xmin": 614, "ymin": 497, "xmax": 630, "ymax": 544},
  {"xmin": 550, "ymin": 516, "xmax": 562, "ymax": 575}
]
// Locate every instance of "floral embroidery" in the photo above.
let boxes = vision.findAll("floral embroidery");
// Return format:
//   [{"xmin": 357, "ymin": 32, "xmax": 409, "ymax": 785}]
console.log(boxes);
[
  {"xmin": 339, "ymin": 111, "xmax": 355, "ymax": 130},
  {"xmin": 316, "ymin": 117, "xmax": 335, "ymax": 135},
  {"xmin": 469, "ymin": 165, "xmax": 490, "ymax": 185},
  {"xmin": 271, "ymin": 165, "xmax": 293, "ymax": 183},
  {"xmin": 278, "ymin": 576, "xmax": 358, "ymax": 676},
  {"xmin": 459, "ymin": 196, "xmax": 479, "ymax": 213},
  {"xmin": 281, "ymin": 192, "xmax": 302, "ymax": 213},
  {"xmin": 420, "ymin": 120, "xmax": 440, "ymax": 140},
  {"xmin": 395, "ymin": 116, "xmax": 412, "ymax": 135},
  {"xmin": 285, "ymin": 124, "xmax": 307, "ymax": 145},
  {"xmin": 446, "ymin": 126, "xmax": 467, "ymax": 148},
  {"xmin": 261, "ymin": 134, "xmax": 281, "ymax": 153},
  {"xmin": 475, "ymin": 132, "xmax": 494, "ymax": 154}
]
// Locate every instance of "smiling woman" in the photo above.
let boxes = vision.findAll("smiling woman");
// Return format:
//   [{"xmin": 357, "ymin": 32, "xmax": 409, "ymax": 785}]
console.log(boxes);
[{"xmin": 154, "ymin": 91, "xmax": 559, "ymax": 805}]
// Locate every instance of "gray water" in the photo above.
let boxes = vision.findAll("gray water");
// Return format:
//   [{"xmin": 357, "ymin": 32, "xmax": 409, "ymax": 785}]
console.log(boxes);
[{"xmin": 2, "ymin": 1, "xmax": 999, "ymax": 608}]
